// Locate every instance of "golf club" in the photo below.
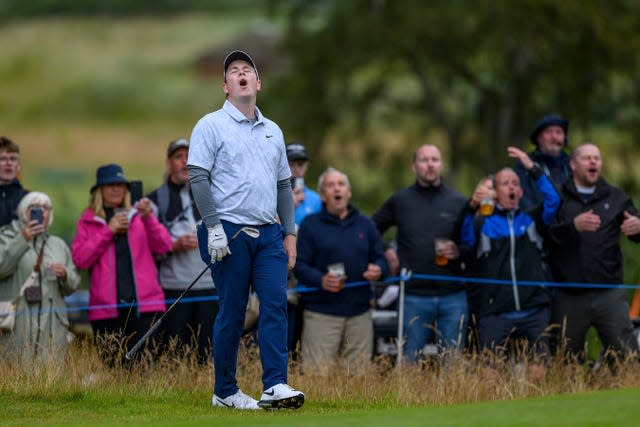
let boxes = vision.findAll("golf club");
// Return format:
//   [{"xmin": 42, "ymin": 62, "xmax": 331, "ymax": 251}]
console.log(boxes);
[
  {"xmin": 125, "ymin": 226, "xmax": 260, "ymax": 360},
  {"xmin": 125, "ymin": 263, "xmax": 210, "ymax": 360}
]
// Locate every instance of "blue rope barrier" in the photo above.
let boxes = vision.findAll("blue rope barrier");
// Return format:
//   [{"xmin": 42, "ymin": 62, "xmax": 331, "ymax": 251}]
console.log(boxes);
[{"xmin": 11, "ymin": 271, "xmax": 640, "ymax": 319}]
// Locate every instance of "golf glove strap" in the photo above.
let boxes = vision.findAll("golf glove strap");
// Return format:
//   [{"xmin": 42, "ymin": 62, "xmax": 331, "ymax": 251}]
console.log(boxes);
[{"xmin": 208, "ymin": 224, "xmax": 231, "ymax": 262}]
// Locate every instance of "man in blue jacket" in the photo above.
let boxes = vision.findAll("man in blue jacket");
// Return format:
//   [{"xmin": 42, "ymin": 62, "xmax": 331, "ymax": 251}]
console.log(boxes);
[
  {"xmin": 286, "ymin": 142, "xmax": 322, "ymax": 228},
  {"xmin": 294, "ymin": 168, "xmax": 389, "ymax": 373},
  {"xmin": 460, "ymin": 147, "xmax": 560, "ymax": 375}
]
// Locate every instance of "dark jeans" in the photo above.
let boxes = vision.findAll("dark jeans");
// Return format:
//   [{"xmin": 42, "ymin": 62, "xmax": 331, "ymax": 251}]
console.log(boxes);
[
  {"xmin": 91, "ymin": 306, "xmax": 161, "ymax": 366},
  {"xmin": 198, "ymin": 221, "xmax": 289, "ymax": 398},
  {"xmin": 551, "ymin": 288, "xmax": 639, "ymax": 359},
  {"xmin": 479, "ymin": 305, "xmax": 551, "ymax": 358},
  {"xmin": 161, "ymin": 288, "xmax": 219, "ymax": 364},
  {"xmin": 403, "ymin": 291, "xmax": 468, "ymax": 363}
]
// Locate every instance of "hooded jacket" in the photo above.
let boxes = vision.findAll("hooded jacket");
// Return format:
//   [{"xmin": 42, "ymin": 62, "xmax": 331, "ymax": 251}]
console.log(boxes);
[
  {"xmin": 0, "ymin": 179, "xmax": 27, "ymax": 227},
  {"xmin": 549, "ymin": 177, "xmax": 640, "ymax": 291},
  {"xmin": 71, "ymin": 208, "xmax": 172, "ymax": 321}
]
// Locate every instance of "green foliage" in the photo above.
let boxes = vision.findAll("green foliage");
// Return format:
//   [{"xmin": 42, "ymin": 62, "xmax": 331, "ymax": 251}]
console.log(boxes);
[
  {"xmin": 3, "ymin": 7, "xmax": 640, "ymax": 288},
  {"xmin": 0, "ymin": 0, "xmax": 267, "ymax": 19},
  {"xmin": 270, "ymin": 0, "xmax": 640, "ymax": 211}
]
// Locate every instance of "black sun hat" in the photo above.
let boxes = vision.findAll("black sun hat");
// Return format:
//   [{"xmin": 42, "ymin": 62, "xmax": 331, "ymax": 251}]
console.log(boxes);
[
  {"xmin": 530, "ymin": 115, "xmax": 569, "ymax": 146},
  {"xmin": 90, "ymin": 163, "xmax": 129, "ymax": 193}
]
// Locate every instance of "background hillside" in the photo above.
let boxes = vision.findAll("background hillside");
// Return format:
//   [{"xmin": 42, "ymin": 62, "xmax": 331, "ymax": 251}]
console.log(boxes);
[
  {"xmin": 2, "ymin": 1, "xmax": 640, "ymax": 284},
  {"xmin": 1, "ymin": 12, "xmax": 282, "ymax": 240}
]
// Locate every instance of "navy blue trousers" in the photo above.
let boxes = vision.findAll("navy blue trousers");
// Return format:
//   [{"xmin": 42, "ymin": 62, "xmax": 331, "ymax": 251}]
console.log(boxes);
[{"xmin": 198, "ymin": 221, "xmax": 289, "ymax": 397}]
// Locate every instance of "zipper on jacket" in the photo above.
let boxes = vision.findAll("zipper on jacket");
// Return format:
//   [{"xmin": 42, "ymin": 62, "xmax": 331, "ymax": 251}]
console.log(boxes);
[{"xmin": 508, "ymin": 212, "xmax": 521, "ymax": 311}]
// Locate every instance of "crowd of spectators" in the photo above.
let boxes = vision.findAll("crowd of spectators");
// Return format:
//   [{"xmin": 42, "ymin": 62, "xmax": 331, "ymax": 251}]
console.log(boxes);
[{"xmin": 1, "ymin": 114, "xmax": 639, "ymax": 378}]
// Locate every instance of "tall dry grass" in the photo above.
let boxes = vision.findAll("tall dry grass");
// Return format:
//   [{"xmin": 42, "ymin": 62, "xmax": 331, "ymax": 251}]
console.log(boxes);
[{"xmin": 1, "ymin": 336, "xmax": 639, "ymax": 408}]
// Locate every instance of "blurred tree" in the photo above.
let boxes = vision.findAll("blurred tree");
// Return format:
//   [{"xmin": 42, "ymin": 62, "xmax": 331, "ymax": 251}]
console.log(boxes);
[
  {"xmin": 0, "ymin": 0, "xmax": 261, "ymax": 18},
  {"xmin": 267, "ymin": 0, "xmax": 640, "ymax": 209}
]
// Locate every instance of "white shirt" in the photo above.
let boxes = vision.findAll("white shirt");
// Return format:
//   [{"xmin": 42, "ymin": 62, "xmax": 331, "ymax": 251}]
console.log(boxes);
[{"xmin": 188, "ymin": 100, "xmax": 291, "ymax": 225}]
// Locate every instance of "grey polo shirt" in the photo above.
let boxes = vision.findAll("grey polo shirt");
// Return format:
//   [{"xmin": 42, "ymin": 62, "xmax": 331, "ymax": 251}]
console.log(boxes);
[{"xmin": 188, "ymin": 100, "xmax": 291, "ymax": 225}]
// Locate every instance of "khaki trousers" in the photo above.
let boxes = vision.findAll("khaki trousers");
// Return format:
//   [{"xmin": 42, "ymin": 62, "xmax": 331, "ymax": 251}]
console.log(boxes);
[{"xmin": 301, "ymin": 309, "xmax": 373, "ymax": 374}]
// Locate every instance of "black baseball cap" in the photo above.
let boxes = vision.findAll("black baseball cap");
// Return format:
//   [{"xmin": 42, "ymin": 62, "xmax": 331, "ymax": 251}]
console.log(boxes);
[
  {"xmin": 223, "ymin": 50, "xmax": 259, "ymax": 82},
  {"xmin": 167, "ymin": 138, "xmax": 189, "ymax": 157},
  {"xmin": 286, "ymin": 143, "xmax": 309, "ymax": 161}
]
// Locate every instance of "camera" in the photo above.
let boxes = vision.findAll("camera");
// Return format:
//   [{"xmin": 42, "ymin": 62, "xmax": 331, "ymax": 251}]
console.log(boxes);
[
  {"xmin": 129, "ymin": 180, "xmax": 143, "ymax": 204},
  {"xmin": 30, "ymin": 207, "xmax": 44, "ymax": 224}
]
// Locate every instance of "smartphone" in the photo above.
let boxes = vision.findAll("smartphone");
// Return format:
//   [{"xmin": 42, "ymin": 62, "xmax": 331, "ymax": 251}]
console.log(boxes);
[
  {"xmin": 30, "ymin": 207, "xmax": 44, "ymax": 224},
  {"xmin": 129, "ymin": 180, "xmax": 143, "ymax": 204}
]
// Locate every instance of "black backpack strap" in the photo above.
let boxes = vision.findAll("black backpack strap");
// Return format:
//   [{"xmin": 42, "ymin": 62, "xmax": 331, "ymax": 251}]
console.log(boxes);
[{"xmin": 156, "ymin": 184, "xmax": 170, "ymax": 226}]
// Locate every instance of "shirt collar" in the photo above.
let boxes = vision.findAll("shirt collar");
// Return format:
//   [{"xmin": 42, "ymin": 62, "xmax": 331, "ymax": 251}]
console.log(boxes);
[{"xmin": 223, "ymin": 99, "xmax": 264, "ymax": 124}]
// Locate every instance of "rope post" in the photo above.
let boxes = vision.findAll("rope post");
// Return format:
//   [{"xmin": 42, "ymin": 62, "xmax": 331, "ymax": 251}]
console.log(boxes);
[{"xmin": 396, "ymin": 268, "xmax": 410, "ymax": 368}]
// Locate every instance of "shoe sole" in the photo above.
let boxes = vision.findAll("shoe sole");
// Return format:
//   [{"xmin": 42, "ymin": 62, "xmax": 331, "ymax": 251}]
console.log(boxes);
[
  {"xmin": 211, "ymin": 399, "xmax": 260, "ymax": 410},
  {"xmin": 258, "ymin": 394, "xmax": 304, "ymax": 410}
]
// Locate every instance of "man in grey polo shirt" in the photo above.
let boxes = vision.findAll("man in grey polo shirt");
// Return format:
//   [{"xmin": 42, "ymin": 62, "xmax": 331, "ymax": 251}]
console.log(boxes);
[{"xmin": 188, "ymin": 50, "xmax": 304, "ymax": 410}]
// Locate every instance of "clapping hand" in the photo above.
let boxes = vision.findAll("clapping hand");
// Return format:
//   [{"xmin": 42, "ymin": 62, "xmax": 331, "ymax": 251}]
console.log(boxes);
[
  {"xmin": 574, "ymin": 209, "xmax": 601, "ymax": 232},
  {"xmin": 621, "ymin": 211, "xmax": 640, "ymax": 236},
  {"xmin": 507, "ymin": 146, "xmax": 534, "ymax": 170}
]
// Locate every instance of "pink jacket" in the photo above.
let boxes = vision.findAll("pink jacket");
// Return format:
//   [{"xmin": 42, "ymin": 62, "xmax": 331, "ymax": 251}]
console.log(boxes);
[{"xmin": 71, "ymin": 208, "xmax": 172, "ymax": 321}]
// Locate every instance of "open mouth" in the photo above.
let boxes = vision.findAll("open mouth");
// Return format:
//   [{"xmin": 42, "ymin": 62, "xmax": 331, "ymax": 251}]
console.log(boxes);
[
  {"xmin": 334, "ymin": 194, "xmax": 343, "ymax": 201},
  {"xmin": 239, "ymin": 78, "xmax": 247, "ymax": 88},
  {"xmin": 508, "ymin": 193, "xmax": 516, "ymax": 201}
]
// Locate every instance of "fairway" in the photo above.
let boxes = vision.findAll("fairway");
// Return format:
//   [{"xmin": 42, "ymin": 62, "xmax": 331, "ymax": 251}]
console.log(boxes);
[{"xmin": 2, "ymin": 387, "xmax": 638, "ymax": 427}]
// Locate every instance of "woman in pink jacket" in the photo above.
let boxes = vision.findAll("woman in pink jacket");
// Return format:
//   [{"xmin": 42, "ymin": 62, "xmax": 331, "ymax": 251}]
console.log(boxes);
[{"xmin": 72, "ymin": 164, "xmax": 172, "ymax": 363}]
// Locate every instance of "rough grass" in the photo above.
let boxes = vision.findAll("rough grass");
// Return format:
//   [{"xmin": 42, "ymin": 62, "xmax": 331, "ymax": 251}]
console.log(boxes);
[{"xmin": 1, "ymin": 336, "xmax": 639, "ymax": 426}]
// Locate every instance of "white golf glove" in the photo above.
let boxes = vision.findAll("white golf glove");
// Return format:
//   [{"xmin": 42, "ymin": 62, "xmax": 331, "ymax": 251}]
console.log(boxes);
[{"xmin": 207, "ymin": 224, "xmax": 231, "ymax": 262}]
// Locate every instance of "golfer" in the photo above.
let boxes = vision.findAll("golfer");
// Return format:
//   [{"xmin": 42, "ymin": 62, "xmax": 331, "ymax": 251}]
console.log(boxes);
[{"xmin": 188, "ymin": 50, "xmax": 304, "ymax": 410}]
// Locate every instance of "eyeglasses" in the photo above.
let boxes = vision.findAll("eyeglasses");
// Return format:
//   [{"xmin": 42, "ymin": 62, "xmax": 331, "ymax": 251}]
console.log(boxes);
[
  {"xmin": 29, "ymin": 204, "xmax": 52, "ymax": 212},
  {"xmin": 0, "ymin": 155, "xmax": 20, "ymax": 163}
]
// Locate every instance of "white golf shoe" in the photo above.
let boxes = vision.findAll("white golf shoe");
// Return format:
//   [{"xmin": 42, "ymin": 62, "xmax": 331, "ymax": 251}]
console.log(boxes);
[
  {"xmin": 211, "ymin": 389, "xmax": 260, "ymax": 410},
  {"xmin": 257, "ymin": 383, "xmax": 305, "ymax": 410}
]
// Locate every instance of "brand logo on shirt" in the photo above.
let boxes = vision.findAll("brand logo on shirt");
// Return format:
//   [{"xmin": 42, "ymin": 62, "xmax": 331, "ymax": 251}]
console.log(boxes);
[{"xmin": 265, "ymin": 134, "xmax": 273, "ymax": 138}]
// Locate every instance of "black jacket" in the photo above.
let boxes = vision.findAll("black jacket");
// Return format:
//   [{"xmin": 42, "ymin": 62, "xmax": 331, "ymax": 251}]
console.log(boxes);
[
  {"xmin": 372, "ymin": 182, "xmax": 467, "ymax": 296},
  {"xmin": 549, "ymin": 177, "xmax": 640, "ymax": 292},
  {"xmin": 0, "ymin": 179, "xmax": 27, "ymax": 227}
]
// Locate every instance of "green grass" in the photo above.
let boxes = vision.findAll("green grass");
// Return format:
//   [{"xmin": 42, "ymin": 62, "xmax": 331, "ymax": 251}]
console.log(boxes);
[
  {"xmin": 1, "ymin": 387, "xmax": 638, "ymax": 427},
  {"xmin": 2, "ymin": 338, "xmax": 639, "ymax": 427}
]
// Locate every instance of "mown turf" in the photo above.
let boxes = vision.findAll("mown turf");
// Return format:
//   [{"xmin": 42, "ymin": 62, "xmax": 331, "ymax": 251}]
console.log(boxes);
[{"xmin": 1, "ymin": 387, "xmax": 638, "ymax": 427}]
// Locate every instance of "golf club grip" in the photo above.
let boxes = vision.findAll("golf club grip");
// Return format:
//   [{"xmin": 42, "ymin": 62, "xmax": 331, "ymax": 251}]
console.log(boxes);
[{"xmin": 125, "ymin": 320, "xmax": 162, "ymax": 360}]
